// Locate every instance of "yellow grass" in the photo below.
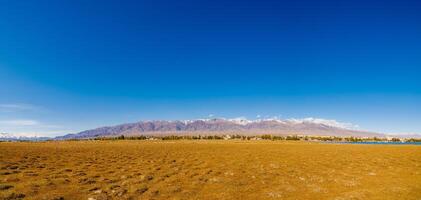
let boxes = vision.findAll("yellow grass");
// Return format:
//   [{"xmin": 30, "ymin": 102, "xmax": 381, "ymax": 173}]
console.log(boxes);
[{"xmin": 1, "ymin": 140, "xmax": 420, "ymax": 200}]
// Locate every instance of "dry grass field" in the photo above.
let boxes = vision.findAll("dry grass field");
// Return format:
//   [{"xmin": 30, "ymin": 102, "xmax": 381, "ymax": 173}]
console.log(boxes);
[{"xmin": 1, "ymin": 140, "xmax": 420, "ymax": 200}]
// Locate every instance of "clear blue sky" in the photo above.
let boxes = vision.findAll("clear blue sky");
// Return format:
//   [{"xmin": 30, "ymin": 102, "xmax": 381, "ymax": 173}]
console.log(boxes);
[{"xmin": 0, "ymin": 0, "xmax": 420, "ymax": 136}]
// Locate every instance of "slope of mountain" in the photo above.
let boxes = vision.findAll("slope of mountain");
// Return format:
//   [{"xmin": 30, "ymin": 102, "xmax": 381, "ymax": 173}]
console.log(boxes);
[
  {"xmin": 57, "ymin": 118, "xmax": 385, "ymax": 139},
  {"xmin": 0, "ymin": 133, "xmax": 50, "ymax": 141}
]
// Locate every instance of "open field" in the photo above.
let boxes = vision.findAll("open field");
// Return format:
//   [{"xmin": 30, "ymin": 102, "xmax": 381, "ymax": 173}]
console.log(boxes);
[{"xmin": 1, "ymin": 141, "xmax": 420, "ymax": 200}]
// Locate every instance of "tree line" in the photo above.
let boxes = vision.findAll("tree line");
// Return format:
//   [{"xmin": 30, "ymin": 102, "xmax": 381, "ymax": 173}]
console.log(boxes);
[{"xmin": 85, "ymin": 134, "xmax": 421, "ymax": 143}]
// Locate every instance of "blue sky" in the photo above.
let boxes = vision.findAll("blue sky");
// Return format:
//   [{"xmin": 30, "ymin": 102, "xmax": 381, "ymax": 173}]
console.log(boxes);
[{"xmin": 0, "ymin": 0, "xmax": 420, "ymax": 136}]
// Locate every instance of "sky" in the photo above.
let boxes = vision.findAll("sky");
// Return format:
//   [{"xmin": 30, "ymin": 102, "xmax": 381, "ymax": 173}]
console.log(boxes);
[{"xmin": 0, "ymin": 0, "xmax": 420, "ymax": 137}]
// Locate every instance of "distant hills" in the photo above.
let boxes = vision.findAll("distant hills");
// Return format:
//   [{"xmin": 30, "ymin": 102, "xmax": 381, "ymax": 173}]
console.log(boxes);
[
  {"xmin": 56, "ymin": 118, "xmax": 387, "ymax": 139},
  {"xmin": 0, "ymin": 133, "xmax": 50, "ymax": 141}
]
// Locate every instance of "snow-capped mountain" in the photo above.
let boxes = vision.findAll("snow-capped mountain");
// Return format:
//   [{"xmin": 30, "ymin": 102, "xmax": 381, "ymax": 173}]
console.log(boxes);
[
  {"xmin": 0, "ymin": 133, "xmax": 50, "ymax": 141},
  {"xmin": 57, "ymin": 118, "xmax": 383, "ymax": 139}
]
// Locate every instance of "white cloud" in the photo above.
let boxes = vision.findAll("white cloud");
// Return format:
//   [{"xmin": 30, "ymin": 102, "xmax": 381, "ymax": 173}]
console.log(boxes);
[{"xmin": 0, "ymin": 119, "xmax": 39, "ymax": 126}]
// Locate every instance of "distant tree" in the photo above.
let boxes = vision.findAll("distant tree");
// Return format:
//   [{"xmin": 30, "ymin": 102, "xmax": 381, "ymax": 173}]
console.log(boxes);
[
  {"xmin": 261, "ymin": 134, "xmax": 272, "ymax": 140},
  {"xmin": 286, "ymin": 135, "xmax": 299, "ymax": 141}
]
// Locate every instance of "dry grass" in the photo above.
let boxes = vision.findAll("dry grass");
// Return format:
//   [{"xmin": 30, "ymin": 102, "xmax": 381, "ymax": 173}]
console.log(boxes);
[{"xmin": 1, "ymin": 140, "xmax": 420, "ymax": 200}]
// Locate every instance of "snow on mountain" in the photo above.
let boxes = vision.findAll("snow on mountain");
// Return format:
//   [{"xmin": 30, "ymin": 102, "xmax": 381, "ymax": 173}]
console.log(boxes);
[
  {"xmin": 284, "ymin": 118, "xmax": 358, "ymax": 129},
  {"xmin": 227, "ymin": 117, "xmax": 252, "ymax": 125},
  {"xmin": 56, "ymin": 117, "xmax": 383, "ymax": 139},
  {"xmin": 0, "ymin": 132, "xmax": 50, "ymax": 141}
]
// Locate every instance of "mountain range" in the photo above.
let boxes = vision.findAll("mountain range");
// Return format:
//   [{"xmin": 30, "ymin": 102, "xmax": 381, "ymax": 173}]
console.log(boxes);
[
  {"xmin": 0, "ymin": 133, "xmax": 50, "ymax": 141},
  {"xmin": 56, "ymin": 118, "xmax": 388, "ymax": 139}
]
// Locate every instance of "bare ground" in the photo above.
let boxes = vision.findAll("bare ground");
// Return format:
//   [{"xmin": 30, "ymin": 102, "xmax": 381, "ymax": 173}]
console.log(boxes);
[{"xmin": 0, "ymin": 140, "xmax": 420, "ymax": 200}]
